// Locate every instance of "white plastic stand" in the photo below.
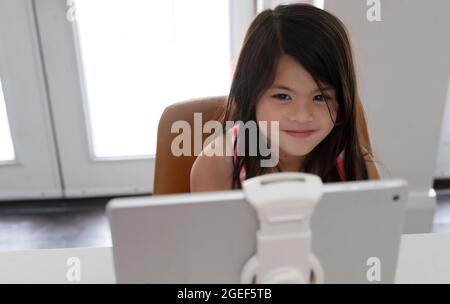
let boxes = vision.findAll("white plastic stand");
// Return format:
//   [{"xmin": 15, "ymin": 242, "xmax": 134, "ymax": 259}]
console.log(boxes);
[{"xmin": 240, "ymin": 172, "xmax": 325, "ymax": 284}]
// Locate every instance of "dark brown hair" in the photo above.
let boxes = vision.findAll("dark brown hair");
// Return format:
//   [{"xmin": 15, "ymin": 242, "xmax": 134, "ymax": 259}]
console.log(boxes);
[{"xmin": 223, "ymin": 3, "xmax": 369, "ymax": 188}]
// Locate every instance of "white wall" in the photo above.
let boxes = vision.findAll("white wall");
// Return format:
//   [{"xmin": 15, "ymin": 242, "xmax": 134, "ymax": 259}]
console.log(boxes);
[{"xmin": 325, "ymin": 0, "xmax": 450, "ymax": 232}]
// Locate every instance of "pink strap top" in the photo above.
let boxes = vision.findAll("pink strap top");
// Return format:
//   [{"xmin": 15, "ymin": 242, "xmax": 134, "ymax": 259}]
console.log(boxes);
[{"xmin": 231, "ymin": 124, "xmax": 345, "ymax": 183}]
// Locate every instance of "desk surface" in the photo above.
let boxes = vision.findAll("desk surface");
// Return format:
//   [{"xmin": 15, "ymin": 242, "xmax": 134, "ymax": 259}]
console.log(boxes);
[
  {"xmin": 395, "ymin": 233, "xmax": 450, "ymax": 283},
  {"xmin": 0, "ymin": 247, "xmax": 115, "ymax": 284},
  {"xmin": 0, "ymin": 233, "xmax": 449, "ymax": 284}
]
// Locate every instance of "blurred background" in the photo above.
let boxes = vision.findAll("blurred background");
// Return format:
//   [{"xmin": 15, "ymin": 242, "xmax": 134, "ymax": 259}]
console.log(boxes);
[{"xmin": 1, "ymin": 0, "xmax": 450, "ymax": 251}]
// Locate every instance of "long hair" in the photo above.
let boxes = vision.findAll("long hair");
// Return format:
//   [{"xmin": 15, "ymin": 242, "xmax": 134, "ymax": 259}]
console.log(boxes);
[{"xmin": 223, "ymin": 3, "xmax": 369, "ymax": 189}]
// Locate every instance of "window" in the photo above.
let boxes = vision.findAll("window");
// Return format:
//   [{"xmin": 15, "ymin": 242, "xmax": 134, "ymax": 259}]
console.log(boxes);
[
  {"xmin": 75, "ymin": 0, "xmax": 231, "ymax": 158},
  {"xmin": 33, "ymin": 0, "xmax": 255, "ymax": 196},
  {"xmin": 0, "ymin": 81, "xmax": 15, "ymax": 162}
]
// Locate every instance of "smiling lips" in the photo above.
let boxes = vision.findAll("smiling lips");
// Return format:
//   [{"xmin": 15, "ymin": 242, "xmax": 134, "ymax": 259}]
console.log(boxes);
[{"xmin": 283, "ymin": 129, "xmax": 317, "ymax": 138}]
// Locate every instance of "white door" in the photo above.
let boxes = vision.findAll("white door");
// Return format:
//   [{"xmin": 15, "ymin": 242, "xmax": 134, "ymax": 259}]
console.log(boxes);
[{"xmin": 0, "ymin": 0, "xmax": 62, "ymax": 201}]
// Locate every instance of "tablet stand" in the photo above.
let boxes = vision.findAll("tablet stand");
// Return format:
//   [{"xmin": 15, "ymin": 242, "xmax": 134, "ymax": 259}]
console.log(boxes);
[{"xmin": 240, "ymin": 172, "xmax": 325, "ymax": 284}]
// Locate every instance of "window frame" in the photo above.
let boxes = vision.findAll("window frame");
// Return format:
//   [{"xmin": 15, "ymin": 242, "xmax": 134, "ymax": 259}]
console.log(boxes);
[{"xmin": 0, "ymin": 0, "xmax": 63, "ymax": 201}]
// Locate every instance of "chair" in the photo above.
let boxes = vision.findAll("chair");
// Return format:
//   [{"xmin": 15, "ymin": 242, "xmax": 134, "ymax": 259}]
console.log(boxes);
[{"xmin": 153, "ymin": 95, "xmax": 373, "ymax": 195}]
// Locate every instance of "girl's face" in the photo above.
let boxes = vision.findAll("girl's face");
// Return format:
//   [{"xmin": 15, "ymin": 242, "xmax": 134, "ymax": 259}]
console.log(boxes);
[{"xmin": 256, "ymin": 54, "xmax": 338, "ymax": 159}]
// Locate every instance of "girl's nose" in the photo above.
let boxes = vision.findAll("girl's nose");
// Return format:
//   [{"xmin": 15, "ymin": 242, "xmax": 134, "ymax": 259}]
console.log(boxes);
[{"xmin": 288, "ymin": 100, "xmax": 314, "ymax": 123}]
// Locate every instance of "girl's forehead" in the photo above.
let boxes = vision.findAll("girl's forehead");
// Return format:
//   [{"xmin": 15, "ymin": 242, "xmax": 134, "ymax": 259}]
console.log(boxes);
[{"xmin": 272, "ymin": 54, "xmax": 332, "ymax": 93}]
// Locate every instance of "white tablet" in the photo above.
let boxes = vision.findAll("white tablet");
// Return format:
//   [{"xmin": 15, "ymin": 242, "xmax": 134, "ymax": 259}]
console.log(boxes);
[{"xmin": 107, "ymin": 178, "xmax": 407, "ymax": 283}]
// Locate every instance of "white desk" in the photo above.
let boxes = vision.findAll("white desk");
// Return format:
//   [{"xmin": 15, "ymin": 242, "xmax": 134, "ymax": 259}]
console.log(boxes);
[
  {"xmin": 0, "ymin": 233, "xmax": 449, "ymax": 284},
  {"xmin": 395, "ymin": 233, "xmax": 450, "ymax": 283},
  {"xmin": 0, "ymin": 247, "xmax": 115, "ymax": 284}
]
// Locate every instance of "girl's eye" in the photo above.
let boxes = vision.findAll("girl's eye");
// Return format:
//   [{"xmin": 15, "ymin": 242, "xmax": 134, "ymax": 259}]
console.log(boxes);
[
  {"xmin": 272, "ymin": 94, "xmax": 292, "ymax": 102},
  {"xmin": 314, "ymin": 94, "xmax": 330, "ymax": 102}
]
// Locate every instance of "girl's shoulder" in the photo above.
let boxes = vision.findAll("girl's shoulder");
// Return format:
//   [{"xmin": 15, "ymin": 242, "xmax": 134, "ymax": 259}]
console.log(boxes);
[{"xmin": 190, "ymin": 130, "xmax": 235, "ymax": 192}]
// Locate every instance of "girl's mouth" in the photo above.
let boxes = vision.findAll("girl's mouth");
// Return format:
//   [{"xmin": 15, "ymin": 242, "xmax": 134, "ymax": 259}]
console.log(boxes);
[{"xmin": 283, "ymin": 130, "xmax": 317, "ymax": 139}]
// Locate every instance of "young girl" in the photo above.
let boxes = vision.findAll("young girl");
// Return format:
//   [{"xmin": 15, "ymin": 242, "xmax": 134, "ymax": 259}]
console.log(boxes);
[{"xmin": 191, "ymin": 3, "xmax": 380, "ymax": 192}]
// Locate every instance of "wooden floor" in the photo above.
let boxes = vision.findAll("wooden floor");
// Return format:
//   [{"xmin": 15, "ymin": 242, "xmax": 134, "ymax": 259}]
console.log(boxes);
[
  {"xmin": 0, "ymin": 193, "xmax": 450, "ymax": 252},
  {"xmin": 0, "ymin": 198, "xmax": 114, "ymax": 251}
]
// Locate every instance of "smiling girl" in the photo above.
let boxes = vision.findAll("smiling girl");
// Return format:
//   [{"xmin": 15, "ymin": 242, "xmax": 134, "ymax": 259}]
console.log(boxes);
[{"xmin": 191, "ymin": 3, "xmax": 380, "ymax": 192}]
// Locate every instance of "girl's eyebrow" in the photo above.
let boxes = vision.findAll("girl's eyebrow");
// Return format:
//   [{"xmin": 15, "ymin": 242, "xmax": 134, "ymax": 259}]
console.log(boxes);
[{"xmin": 270, "ymin": 84, "xmax": 334, "ymax": 93}]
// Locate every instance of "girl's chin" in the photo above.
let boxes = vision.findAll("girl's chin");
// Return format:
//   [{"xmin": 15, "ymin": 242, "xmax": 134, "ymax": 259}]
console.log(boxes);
[
  {"xmin": 275, "ymin": 141, "xmax": 313, "ymax": 156},
  {"xmin": 277, "ymin": 146, "xmax": 312, "ymax": 158}
]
